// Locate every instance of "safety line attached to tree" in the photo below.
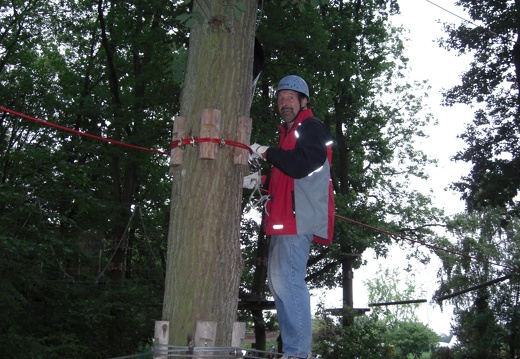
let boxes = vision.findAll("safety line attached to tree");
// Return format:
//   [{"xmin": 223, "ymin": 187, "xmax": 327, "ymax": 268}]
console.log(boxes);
[
  {"xmin": 1, "ymin": 106, "xmax": 253, "ymax": 156},
  {"xmin": 0, "ymin": 106, "xmax": 170, "ymax": 155}
]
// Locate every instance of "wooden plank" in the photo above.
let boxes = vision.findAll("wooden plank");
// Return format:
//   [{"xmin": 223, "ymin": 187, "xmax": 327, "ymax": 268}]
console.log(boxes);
[
  {"xmin": 231, "ymin": 322, "xmax": 246, "ymax": 347},
  {"xmin": 153, "ymin": 321, "xmax": 169, "ymax": 359},
  {"xmin": 198, "ymin": 109, "xmax": 221, "ymax": 160},
  {"xmin": 234, "ymin": 116, "xmax": 252, "ymax": 166},
  {"xmin": 169, "ymin": 116, "xmax": 186, "ymax": 171}
]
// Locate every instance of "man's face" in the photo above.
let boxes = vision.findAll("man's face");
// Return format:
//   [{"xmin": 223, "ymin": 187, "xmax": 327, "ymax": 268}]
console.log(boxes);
[{"xmin": 277, "ymin": 90, "xmax": 307, "ymax": 123}]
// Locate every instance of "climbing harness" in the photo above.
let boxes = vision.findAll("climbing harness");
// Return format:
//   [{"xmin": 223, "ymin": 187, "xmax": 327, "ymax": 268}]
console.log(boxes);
[{"xmin": 245, "ymin": 154, "xmax": 271, "ymax": 215}]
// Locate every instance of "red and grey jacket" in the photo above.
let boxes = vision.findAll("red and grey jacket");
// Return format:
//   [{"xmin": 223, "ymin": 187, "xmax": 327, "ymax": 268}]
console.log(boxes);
[{"xmin": 262, "ymin": 108, "xmax": 335, "ymax": 245}]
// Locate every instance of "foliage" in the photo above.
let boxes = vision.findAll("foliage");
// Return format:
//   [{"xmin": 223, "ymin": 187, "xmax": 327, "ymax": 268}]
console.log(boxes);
[
  {"xmin": 1, "ymin": 0, "xmax": 182, "ymax": 356},
  {"xmin": 364, "ymin": 266, "xmax": 426, "ymax": 326},
  {"xmin": 383, "ymin": 321, "xmax": 439, "ymax": 359},
  {"xmin": 311, "ymin": 259, "xmax": 441, "ymax": 358},
  {"xmin": 434, "ymin": 208, "xmax": 520, "ymax": 358},
  {"xmin": 436, "ymin": 1, "xmax": 520, "ymax": 350},
  {"xmin": 313, "ymin": 312, "xmax": 438, "ymax": 359},
  {"xmin": 431, "ymin": 346, "xmax": 456, "ymax": 359},
  {"xmin": 313, "ymin": 314, "xmax": 394, "ymax": 359},
  {"xmin": 247, "ymin": 0, "xmax": 444, "ymax": 296},
  {"xmin": 362, "ymin": 263, "xmax": 439, "ymax": 358},
  {"xmin": 437, "ymin": 2, "xmax": 520, "ymax": 352},
  {"xmin": 438, "ymin": 1, "xmax": 520, "ymax": 214},
  {"xmin": 0, "ymin": 232, "xmax": 162, "ymax": 358}
]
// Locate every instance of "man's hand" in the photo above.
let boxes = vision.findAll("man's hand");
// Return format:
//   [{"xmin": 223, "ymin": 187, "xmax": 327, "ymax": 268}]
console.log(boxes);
[
  {"xmin": 250, "ymin": 143, "xmax": 269, "ymax": 159},
  {"xmin": 243, "ymin": 171, "xmax": 261, "ymax": 189}
]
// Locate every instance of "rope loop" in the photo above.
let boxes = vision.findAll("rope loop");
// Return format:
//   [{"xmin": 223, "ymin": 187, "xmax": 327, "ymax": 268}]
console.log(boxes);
[
  {"xmin": 169, "ymin": 136, "xmax": 253, "ymax": 153},
  {"xmin": 179, "ymin": 138, "xmax": 186, "ymax": 150}
]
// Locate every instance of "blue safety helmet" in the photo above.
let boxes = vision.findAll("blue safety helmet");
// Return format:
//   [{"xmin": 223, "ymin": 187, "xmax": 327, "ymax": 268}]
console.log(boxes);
[{"xmin": 275, "ymin": 75, "xmax": 310, "ymax": 100}]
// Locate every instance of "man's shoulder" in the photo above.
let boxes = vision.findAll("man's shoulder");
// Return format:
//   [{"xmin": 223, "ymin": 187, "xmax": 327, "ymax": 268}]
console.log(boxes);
[
  {"xmin": 300, "ymin": 116, "xmax": 330, "ymax": 136},
  {"xmin": 302, "ymin": 115, "xmax": 320, "ymax": 123},
  {"xmin": 300, "ymin": 116, "xmax": 322, "ymax": 128}
]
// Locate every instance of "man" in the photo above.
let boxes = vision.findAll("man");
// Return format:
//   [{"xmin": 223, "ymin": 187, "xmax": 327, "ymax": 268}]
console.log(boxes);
[{"xmin": 247, "ymin": 75, "xmax": 335, "ymax": 359}]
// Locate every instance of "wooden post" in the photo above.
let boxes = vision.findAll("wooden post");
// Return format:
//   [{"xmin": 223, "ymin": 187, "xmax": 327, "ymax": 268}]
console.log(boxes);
[
  {"xmin": 169, "ymin": 116, "xmax": 187, "ymax": 173},
  {"xmin": 198, "ymin": 108, "xmax": 221, "ymax": 160},
  {"xmin": 193, "ymin": 320, "xmax": 217, "ymax": 359},
  {"xmin": 153, "ymin": 320, "xmax": 169, "ymax": 359},
  {"xmin": 231, "ymin": 322, "xmax": 246, "ymax": 347},
  {"xmin": 234, "ymin": 116, "xmax": 252, "ymax": 166}
]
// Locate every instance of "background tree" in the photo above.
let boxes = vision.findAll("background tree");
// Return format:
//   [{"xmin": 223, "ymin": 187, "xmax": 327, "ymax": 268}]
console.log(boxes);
[
  {"xmin": 434, "ymin": 209, "xmax": 520, "ymax": 358},
  {"xmin": 313, "ymin": 270, "xmax": 439, "ymax": 359},
  {"xmin": 364, "ymin": 266, "xmax": 426, "ymax": 326},
  {"xmin": 364, "ymin": 265, "xmax": 439, "ymax": 358},
  {"xmin": 383, "ymin": 321, "xmax": 439, "ymax": 359},
  {"xmin": 433, "ymin": 2, "xmax": 520, "ymax": 357},
  {"xmin": 240, "ymin": 0, "xmax": 445, "ymax": 344},
  {"xmin": 1, "ymin": 0, "xmax": 184, "ymax": 356},
  {"xmin": 439, "ymin": 1, "xmax": 520, "ymax": 213},
  {"xmin": 312, "ymin": 314, "xmax": 393, "ymax": 358}
]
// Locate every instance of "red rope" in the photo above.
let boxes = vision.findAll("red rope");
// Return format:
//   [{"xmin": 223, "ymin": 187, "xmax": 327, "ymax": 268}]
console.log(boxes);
[
  {"xmin": 0, "ymin": 106, "xmax": 170, "ymax": 155},
  {"xmin": 0, "ymin": 106, "xmax": 253, "ymax": 155}
]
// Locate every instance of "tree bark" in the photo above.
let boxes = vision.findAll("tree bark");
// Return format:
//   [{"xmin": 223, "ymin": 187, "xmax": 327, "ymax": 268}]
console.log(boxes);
[{"xmin": 162, "ymin": 1, "xmax": 257, "ymax": 347}]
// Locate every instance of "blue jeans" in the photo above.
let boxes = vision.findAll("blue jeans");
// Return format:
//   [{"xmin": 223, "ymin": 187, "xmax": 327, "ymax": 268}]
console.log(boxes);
[{"xmin": 268, "ymin": 234, "xmax": 313, "ymax": 358}]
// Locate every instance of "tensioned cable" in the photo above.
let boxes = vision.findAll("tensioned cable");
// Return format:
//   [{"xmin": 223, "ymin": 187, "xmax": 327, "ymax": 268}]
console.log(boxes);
[
  {"xmin": 424, "ymin": 0, "xmax": 478, "ymax": 27},
  {"xmin": 422, "ymin": 0, "xmax": 500, "ymax": 38},
  {"xmin": 0, "ymin": 106, "xmax": 169, "ymax": 155},
  {"xmin": 0, "ymin": 106, "xmax": 252, "ymax": 155},
  {"xmin": 96, "ymin": 208, "xmax": 137, "ymax": 282},
  {"xmin": 336, "ymin": 214, "xmax": 519, "ymax": 273}
]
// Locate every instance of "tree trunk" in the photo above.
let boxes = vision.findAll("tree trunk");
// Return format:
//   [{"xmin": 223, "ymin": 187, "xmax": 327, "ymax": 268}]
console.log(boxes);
[{"xmin": 162, "ymin": 1, "xmax": 257, "ymax": 347}]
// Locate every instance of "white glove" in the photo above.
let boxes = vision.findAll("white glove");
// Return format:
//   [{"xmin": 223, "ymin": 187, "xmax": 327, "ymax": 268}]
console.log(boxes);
[
  {"xmin": 250, "ymin": 143, "xmax": 269, "ymax": 159},
  {"xmin": 243, "ymin": 171, "xmax": 261, "ymax": 189}
]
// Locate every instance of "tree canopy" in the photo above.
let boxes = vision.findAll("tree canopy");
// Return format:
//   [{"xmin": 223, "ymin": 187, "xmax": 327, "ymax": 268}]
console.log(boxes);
[
  {"xmin": 440, "ymin": 0, "xmax": 520, "ymax": 214},
  {"xmin": 429, "ymin": 2, "xmax": 520, "ymax": 357},
  {"xmin": 434, "ymin": 208, "xmax": 520, "ymax": 357}
]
